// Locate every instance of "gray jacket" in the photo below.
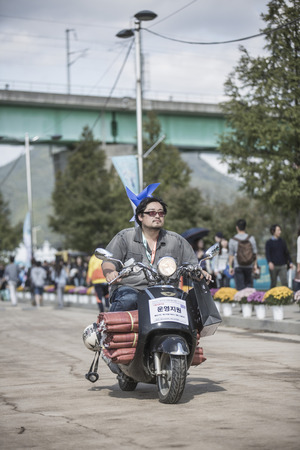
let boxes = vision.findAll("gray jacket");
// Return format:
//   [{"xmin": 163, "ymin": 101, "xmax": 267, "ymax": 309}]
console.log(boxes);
[
  {"xmin": 30, "ymin": 266, "xmax": 47, "ymax": 288},
  {"xmin": 106, "ymin": 226, "xmax": 197, "ymax": 291},
  {"xmin": 4, "ymin": 263, "xmax": 19, "ymax": 283}
]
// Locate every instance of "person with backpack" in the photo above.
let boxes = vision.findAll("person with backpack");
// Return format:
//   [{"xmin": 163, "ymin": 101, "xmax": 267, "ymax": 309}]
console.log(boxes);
[
  {"xmin": 53, "ymin": 259, "xmax": 69, "ymax": 309},
  {"xmin": 228, "ymin": 219, "xmax": 258, "ymax": 290}
]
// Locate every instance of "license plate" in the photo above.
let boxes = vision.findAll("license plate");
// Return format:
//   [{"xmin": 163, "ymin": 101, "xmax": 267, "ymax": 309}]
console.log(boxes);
[{"xmin": 149, "ymin": 297, "xmax": 189, "ymax": 325}]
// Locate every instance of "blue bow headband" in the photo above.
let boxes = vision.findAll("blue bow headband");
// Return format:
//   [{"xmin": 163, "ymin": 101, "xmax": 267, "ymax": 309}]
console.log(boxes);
[{"xmin": 126, "ymin": 183, "xmax": 160, "ymax": 222}]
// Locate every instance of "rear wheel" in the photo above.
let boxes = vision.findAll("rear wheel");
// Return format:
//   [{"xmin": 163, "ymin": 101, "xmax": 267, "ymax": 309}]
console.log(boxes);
[
  {"xmin": 157, "ymin": 354, "xmax": 187, "ymax": 404},
  {"xmin": 118, "ymin": 373, "xmax": 138, "ymax": 391}
]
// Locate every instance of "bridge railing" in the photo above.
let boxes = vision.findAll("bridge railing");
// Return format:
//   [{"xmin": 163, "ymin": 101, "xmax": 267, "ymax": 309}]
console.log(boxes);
[{"xmin": 0, "ymin": 79, "xmax": 226, "ymax": 104}]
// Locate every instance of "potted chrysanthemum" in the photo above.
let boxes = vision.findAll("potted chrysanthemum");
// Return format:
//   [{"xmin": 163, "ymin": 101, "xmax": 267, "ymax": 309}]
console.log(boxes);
[
  {"xmin": 214, "ymin": 287, "xmax": 238, "ymax": 317},
  {"xmin": 247, "ymin": 291, "xmax": 266, "ymax": 319},
  {"xmin": 234, "ymin": 288, "xmax": 256, "ymax": 318},
  {"xmin": 263, "ymin": 286, "xmax": 293, "ymax": 320}
]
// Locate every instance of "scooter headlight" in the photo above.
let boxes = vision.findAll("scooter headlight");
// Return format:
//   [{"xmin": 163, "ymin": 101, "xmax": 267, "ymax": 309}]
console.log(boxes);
[{"xmin": 157, "ymin": 257, "xmax": 177, "ymax": 277}]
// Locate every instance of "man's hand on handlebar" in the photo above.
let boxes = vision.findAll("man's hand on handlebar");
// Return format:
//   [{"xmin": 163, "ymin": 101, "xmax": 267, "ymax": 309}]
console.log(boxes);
[
  {"xmin": 105, "ymin": 270, "xmax": 120, "ymax": 284},
  {"xmin": 197, "ymin": 269, "xmax": 212, "ymax": 283}
]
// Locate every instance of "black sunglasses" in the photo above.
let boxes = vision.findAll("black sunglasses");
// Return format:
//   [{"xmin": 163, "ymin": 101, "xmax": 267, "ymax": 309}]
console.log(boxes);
[{"xmin": 143, "ymin": 211, "xmax": 166, "ymax": 217}]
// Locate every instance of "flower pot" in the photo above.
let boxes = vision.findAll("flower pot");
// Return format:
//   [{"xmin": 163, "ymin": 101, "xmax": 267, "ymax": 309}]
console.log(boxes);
[
  {"xmin": 255, "ymin": 304, "xmax": 266, "ymax": 320},
  {"xmin": 242, "ymin": 303, "xmax": 252, "ymax": 318},
  {"xmin": 214, "ymin": 301, "xmax": 221, "ymax": 313},
  {"xmin": 272, "ymin": 305, "xmax": 284, "ymax": 321},
  {"xmin": 222, "ymin": 303, "xmax": 233, "ymax": 317}
]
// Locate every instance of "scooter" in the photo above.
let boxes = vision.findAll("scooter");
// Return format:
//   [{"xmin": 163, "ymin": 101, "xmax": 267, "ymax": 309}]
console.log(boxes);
[{"xmin": 83, "ymin": 243, "xmax": 221, "ymax": 404}]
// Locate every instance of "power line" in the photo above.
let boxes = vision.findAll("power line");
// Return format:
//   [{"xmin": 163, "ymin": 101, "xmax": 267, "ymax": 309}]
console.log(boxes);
[
  {"xmin": 144, "ymin": 16, "xmax": 300, "ymax": 45},
  {"xmin": 0, "ymin": 31, "xmax": 64, "ymax": 41},
  {"xmin": 91, "ymin": 39, "xmax": 134, "ymax": 130},
  {"xmin": 0, "ymin": 13, "xmax": 115, "ymax": 30},
  {"xmin": 0, "ymin": 41, "xmax": 135, "ymax": 181},
  {"xmin": 149, "ymin": 0, "xmax": 198, "ymax": 28},
  {"xmin": 0, "ymin": 30, "xmax": 114, "ymax": 48},
  {"xmin": 87, "ymin": 46, "xmax": 129, "ymax": 95},
  {"xmin": 38, "ymin": 39, "xmax": 134, "ymax": 136}
]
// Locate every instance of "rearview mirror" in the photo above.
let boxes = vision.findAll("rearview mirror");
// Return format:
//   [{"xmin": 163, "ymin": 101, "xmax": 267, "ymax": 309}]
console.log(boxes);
[
  {"xmin": 200, "ymin": 243, "xmax": 220, "ymax": 262},
  {"xmin": 94, "ymin": 248, "xmax": 123, "ymax": 267},
  {"xmin": 95, "ymin": 248, "xmax": 113, "ymax": 260}
]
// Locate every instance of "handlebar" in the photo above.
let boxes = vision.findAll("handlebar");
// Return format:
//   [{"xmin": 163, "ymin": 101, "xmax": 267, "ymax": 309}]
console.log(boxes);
[{"xmin": 107, "ymin": 262, "xmax": 206, "ymax": 286}]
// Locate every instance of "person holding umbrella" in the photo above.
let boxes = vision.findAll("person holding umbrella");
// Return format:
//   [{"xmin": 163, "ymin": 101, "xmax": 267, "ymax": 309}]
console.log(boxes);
[{"xmin": 181, "ymin": 228, "xmax": 210, "ymax": 267}]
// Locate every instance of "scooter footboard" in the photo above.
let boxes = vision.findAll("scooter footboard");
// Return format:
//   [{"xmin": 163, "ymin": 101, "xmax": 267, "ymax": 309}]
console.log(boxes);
[{"xmin": 150, "ymin": 334, "xmax": 189, "ymax": 355}]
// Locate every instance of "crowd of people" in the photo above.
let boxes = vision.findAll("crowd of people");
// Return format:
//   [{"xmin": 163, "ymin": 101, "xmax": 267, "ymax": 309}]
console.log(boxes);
[
  {"xmin": 1, "ymin": 218, "xmax": 299, "ymax": 310},
  {"xmin": 0, "ymin": 254, "xmax": 108, "ymax": 310},
  {"xmin": 192, "ymin": 220, "xmax": 299, "ymax": 293}
]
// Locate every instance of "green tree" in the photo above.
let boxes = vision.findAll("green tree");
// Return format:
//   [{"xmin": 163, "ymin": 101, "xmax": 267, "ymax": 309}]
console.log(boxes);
[
  {"xmin": 218, "ymin": 0, "xmax": 300, "ymax": 221},
  {"xmin": 143, "ymin": 112, "xmax": 212, "ymax": 234},
  {"xmin": 49, "ymin": 127, "xmax": 113, "ymax": 253},
  {"xmin": 0, "ymin": 191, "xmax": 22, "ymax": 253}
]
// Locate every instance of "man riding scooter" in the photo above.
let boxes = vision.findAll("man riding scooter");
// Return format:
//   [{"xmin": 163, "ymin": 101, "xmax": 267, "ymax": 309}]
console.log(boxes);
[{"xmin": 102, "ymin": 196, "xmax": 212, "ymax": 311}]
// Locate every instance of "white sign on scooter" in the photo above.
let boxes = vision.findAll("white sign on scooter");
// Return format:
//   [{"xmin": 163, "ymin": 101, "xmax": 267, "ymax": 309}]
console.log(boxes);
[{"xmin": 149, "ymin": 298, "xmax": 189, "ymax": 325}]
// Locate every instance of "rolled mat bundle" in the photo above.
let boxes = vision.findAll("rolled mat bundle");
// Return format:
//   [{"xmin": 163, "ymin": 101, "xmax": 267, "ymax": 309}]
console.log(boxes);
[
  {"xmin": 192, "ymin": 347, "xmax": 206, "ymax": 366},
  {"xmin": 97, "ymin": 310, "xmax": 138, "ymax": 332},
  {"xmin": 97, "ymin": 310, "xmax": 206, "ymax": 366},
  {"xmin": 104, "ymin": 332, "xmax": 138, "ymax": 348},
  {"xmin": 102, "ymin": 347, "xmax": 136, "ymax": 365},
  {"xmin": 97, "ymin": 311, "xmax": 138, "ymax": 364}
]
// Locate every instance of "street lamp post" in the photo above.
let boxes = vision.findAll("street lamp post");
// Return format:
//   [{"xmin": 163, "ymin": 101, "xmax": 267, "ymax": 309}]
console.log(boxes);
[
  {"xmin": 0, "ymin": 134, "xmax": 62, "ymax": 265},
  {"xmin": 24, "ymin": 134, "xmax": 62, "ymax": 265},
  {"xmin": 117, "ymin": 10, "xmax": 157, "ymax": 192},
  {"xmin": 24, "ymin": 132, "xmax": 34, "ymax": 263},
  {"xmin": 134, "ymin": 18, "xmax": 143, "ymax": 193}
]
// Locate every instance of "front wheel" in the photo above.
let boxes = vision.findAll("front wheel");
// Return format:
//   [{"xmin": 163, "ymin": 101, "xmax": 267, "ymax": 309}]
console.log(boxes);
[
  {"xmin": 118, "ymin": 373, "xmax": 138, "ymax": 391},
  {"xmin": 157, "ymin": 354, "xmax": 187, "ymax": 404}
]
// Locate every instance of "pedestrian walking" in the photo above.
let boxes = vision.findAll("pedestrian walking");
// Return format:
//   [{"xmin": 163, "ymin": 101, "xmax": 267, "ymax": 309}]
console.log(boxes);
[
  {"xmin": 4, "ymin": 256, "xmax": 19, "ymax": 306},
  {"xmin": 86, "ymin": 253, "xmax": 108, "ymax": 312},
  {"xmin": 265, "ymin": 224, "xmax": 293, "ymax": 289},
  {"xmin": 228, "ymin": 219, "xmax": 258, "ymax": 290},
  {"xmin": 70, "ymin": 256, "xmax": 86, "ymax": 286},
  {"xmin": 30, "ymin": 261, "xmax": 47, "ymax": 307},
  {"xmin": 53, "ymin": 260, "xmax": 68, "ymax": 309},
  {"xmin": 0, "ymin": 263, "xmax": 8, "ymax": 301},
  {"xmin": 212, "ymin": 237, "xmax": 231, "ymax": 288}
]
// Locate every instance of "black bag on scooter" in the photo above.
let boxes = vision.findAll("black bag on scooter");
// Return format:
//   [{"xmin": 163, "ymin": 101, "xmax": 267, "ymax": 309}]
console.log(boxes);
[{"xmin": 189, "ymin": 280, "xmax": 222, "ymax": 337}]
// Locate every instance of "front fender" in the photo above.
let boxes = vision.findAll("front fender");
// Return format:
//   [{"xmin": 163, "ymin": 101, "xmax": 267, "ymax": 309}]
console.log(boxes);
[{"xmin": 150, "ymin": 335, "xmax": 189, "ymax": 355}]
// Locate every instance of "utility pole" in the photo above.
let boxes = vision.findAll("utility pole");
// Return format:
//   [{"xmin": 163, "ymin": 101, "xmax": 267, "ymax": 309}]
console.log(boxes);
[
  {"xmin": 66, "ymin": 29, "xmax": 75, "ymax": 95},
  {"xmin": 65, "ymin": 29, "xmax": 88, "ymax": 95}
]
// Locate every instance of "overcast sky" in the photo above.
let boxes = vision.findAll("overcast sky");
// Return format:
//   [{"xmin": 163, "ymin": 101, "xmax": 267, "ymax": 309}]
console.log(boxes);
[{"xmin": 0, "ymin": 0, "xmax": 270, "ymax": 169}]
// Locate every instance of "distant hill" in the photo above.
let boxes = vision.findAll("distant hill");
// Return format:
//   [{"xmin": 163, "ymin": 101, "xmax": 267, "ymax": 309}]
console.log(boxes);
[
  {"xmin": 181, "ymin": 152, "xmax": 241, "ymax": 204},
  {"xmin": 0, "ymin": 146, "xmax": 62, "ymax": 247},
  {"xmin": 0, "ymin": 147, "xmax": 241, "ymax": 247}
]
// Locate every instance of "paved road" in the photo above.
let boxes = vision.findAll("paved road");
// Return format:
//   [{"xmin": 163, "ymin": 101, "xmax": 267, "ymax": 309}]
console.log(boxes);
[{"xmin": 0, "ymin": 304, "xmax": 299, "ymax": 450}]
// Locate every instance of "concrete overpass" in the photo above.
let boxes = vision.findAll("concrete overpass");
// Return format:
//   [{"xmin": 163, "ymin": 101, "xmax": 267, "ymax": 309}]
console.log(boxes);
[
  {"xmin": 0, "ymin": 89, "xmax": 227, "ymax": 172},
  {"xmin": 0, "ymin": 88, "xmax": 226, "ymax": 145}
]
